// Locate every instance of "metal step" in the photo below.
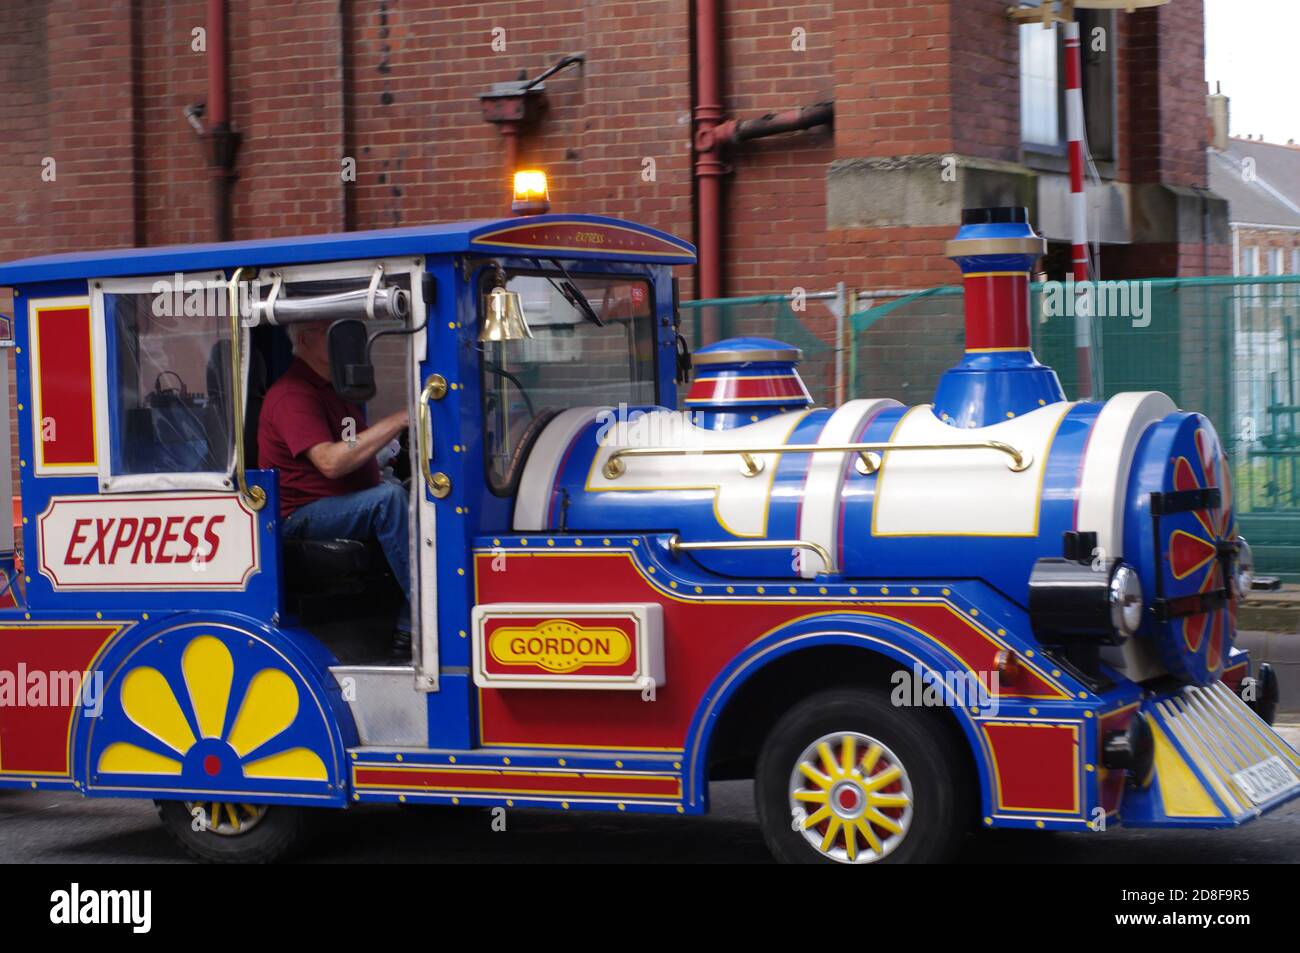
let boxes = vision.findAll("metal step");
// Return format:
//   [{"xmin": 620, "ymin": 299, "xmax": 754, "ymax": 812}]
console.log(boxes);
[{"xmin": 329, "ymin": 665, "xmax": 426, "ymax": 747}]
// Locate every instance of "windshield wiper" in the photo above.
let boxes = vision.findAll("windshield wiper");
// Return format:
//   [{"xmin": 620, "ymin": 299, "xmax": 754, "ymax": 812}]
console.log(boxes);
[{"xmin": 532, "ymin": 257, "xmax": 604, "ymax": 328}]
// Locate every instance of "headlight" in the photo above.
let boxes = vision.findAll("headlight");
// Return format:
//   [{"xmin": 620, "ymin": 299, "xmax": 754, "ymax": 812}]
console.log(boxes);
[
  {"xmin": 1234, "ymin": 536, "xmax": 1253, "ymax": 597},
  {"xmin": 1109, "ymin": 563, "xmax": 1144, "ymax": 636},
  {"xmin": 1028, "ymin": 557, "xmax": 1144, "ymax": 646}
]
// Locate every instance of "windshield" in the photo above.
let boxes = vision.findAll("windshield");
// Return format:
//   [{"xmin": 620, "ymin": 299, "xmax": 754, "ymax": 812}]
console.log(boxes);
[{"xmin": 480, "ymin": 269, "xmax": 657, "ymax": 492}]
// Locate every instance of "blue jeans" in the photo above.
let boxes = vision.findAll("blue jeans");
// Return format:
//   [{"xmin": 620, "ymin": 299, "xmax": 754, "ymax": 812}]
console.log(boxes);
[{"xmin": 283, "ymin": 482, "xmax": 412, "ymax": 633}]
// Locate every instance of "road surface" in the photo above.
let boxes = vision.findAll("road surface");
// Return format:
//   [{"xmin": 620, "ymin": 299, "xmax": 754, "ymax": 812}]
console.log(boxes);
[{"xmin": 1, "ymin": 777, "xmax": 1297, "ymax": 864}]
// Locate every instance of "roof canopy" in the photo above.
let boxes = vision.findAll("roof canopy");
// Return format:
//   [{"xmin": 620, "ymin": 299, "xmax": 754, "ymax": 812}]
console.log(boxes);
[{"xmin": 0, "ymin": 214, "xmax": 696, "ymax": 286}]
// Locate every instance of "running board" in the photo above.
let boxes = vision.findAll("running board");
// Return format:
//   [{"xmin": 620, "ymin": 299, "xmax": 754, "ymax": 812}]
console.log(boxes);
[
  {"xmin": 1123, "ymin": 681, "xmax": 1300, "ymax": 828},
  {"xmin": 329, "ymin": 665, "xmax": 428, "ymax": 747},
  {"xmin": 345, "ymin": 745, "xmax": 690, "ymax": 814}
]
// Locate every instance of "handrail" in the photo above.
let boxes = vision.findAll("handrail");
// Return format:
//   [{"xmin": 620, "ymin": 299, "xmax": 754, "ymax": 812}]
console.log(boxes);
[
  {"xmin": 228, "ymin": 267, "xmax": 266, "ymax": 512},
  {"xmin": 418, "ymin": 373, "xmax": 450, "ymax": 498},
  {"xmin": 666, "ymin": 534, "xmax": 835, "ymax": 574},
  {"xmin": 603, "ymin": 439, "xmax": 1033, "ymax": 479}
]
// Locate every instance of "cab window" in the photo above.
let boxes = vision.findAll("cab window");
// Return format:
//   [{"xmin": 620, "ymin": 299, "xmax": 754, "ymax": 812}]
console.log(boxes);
[
  {"xmin": 480, "ymin": 269, "xmax": 656, "ymax": 492},
  {"xmin": 100, "ymin": 278, "xmax": 234, "ymax": 478}
]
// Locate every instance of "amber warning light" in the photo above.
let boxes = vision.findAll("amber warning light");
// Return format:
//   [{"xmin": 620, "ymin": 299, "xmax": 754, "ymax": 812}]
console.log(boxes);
[{"xmin": 512, "ymin": 169, "xmax": 550, "ymax": 216}]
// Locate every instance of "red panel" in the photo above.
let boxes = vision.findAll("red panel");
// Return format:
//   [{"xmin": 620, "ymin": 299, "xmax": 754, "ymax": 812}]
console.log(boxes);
[
  {"xmin": 962, "ymin": 274, "xmax": 1031, "ymax": 351},
  {"xmin": 0, "ymin": 625, "xmax": 120, "ymax": 775},
  {"xmin": 474, "ymin": 552, "xmax": 1067, "ymax": 751},
  {"xmin": 983, "ymin": 722, "xmax": 1080, "ymax": 813},
  {"xmin": 684, "ymin": 374, "xmax": 808, "ymax": 405},
  {"xmin": 1221, "ymin": 661, "xmax": 1247, "ymax": 693},
  {"xmin": 472, "ymin": 221, "xmax": 692, "ymax": 259},
  {"xmin": 34, "ymin": 305, "xmax": 96, "ymax": 467}
]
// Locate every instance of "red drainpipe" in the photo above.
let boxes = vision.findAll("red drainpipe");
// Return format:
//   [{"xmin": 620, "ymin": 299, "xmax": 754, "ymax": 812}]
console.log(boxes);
[
  {"xmin": 692, "ymin": 0, "xmax": 726, "ymax": 343},
  {"xmin": 691, "ymin": 4, "xmax": 833, "ymax": 345},
  {"xmin": 206, "ymin": 0, "xmax": 240, "ymax": 241}
]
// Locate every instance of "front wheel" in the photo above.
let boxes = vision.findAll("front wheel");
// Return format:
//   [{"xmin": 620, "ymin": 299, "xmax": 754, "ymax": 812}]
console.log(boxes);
[
  {"xmin": 755, "ymin": 687, "xmax": 970, "ymax": 864},
  {"xmin": 155, "ymin": 800, "xmax": 315, "ymax": 863}
]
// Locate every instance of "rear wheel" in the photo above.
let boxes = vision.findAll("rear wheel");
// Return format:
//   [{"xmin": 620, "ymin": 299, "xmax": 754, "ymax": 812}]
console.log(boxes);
[
  {"xmin": 755, "ymin": 687, "xmax": 969, "ymax": 864},
  {"xmin": 155, "ymin": 800, "xmax": 315, "ymax": 863}
]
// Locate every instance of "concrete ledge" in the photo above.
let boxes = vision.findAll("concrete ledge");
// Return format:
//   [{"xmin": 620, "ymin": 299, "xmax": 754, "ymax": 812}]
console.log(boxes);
[
  {"xmin": 1238, "ymin": 587, "xmax": 1300, "ymax": 632},
  {"xmin": 827, "ymin": 154, "xmax": 1037, "ymax": 230},
  {"xmin": 1129, "ymin": 183, "xmax": 1231, "ymax": 246},
  {"xmin": 1037, "ymin": 173, "xmax": 1131, "ymax": 245}
]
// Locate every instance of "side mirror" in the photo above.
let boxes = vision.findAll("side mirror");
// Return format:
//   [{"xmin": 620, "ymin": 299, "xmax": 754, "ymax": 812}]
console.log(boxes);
[{"xmin": 327, "ymin": 319, "xmax": 376, "ymax": 402}]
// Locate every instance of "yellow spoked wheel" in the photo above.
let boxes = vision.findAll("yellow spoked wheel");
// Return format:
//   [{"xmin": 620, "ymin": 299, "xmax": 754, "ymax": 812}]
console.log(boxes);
[
  {"xmin": 156, "ymin": 799, "xmax": 314, "ymax": 863},
  {"xmin": 789, "ymin": 731, "xmax": 914, "ymax": 863},
  {"xmin": 186, "ymin": 801, "xmax": 269, "ymax": 837}
]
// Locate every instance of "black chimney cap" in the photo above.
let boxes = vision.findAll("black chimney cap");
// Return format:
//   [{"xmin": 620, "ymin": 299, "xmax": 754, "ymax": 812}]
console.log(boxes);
[{"xmin": 962, "ymin": 207, "xmax": 1029, "ymax": 225}]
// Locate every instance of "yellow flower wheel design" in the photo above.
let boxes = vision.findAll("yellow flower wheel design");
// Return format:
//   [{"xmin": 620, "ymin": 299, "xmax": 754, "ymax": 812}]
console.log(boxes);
[
  {"xmin": 96, "ymin": 634, "xmax": 328, "ymax": 784},
  {"xmin": 789, "ymin": 731, "xmax": 914, "ymax": 863}
]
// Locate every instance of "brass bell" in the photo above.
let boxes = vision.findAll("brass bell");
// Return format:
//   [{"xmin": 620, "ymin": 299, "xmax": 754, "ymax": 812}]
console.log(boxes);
[{"xmin": 479, "ymin": 285, "xmax": 533, "ymax": 342}]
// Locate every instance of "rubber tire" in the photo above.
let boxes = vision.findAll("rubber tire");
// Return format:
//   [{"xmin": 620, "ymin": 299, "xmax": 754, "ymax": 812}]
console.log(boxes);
[
  {"xmin": 155, "ymin": 800, "xmax": 316, "ymax": 864},
  {"xmin": 755, "ymin": 687, "xmax": 970, "ymax": 864}
]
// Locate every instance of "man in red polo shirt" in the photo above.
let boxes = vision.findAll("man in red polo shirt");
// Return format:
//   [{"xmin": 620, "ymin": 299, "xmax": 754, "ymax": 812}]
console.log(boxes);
[{"xmin": 258, "ymin": 321, "xmax": 411, "ymax": 659}]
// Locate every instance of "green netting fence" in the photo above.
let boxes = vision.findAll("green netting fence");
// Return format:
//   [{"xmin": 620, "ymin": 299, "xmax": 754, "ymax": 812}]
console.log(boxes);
[{"xmin": 681, "ymin": 276, "xmax": 1300, "ymax": 578}]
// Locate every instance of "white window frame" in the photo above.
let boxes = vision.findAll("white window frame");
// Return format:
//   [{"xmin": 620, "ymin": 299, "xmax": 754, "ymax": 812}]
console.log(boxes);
[{"xmin": 91, "ymin": 271, "xmax": 238, "ymax": 494}]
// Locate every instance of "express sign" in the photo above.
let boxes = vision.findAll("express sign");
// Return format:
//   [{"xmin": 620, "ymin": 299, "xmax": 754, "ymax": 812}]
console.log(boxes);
[{"xmin": 37, "ymin": 493, "xmax": 260, "ymax": 591}]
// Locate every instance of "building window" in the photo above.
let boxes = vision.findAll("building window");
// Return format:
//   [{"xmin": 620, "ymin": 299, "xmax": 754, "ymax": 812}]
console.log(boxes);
[
  {"xmin": 1242, "ymin": 246, "xmax": 1260, "ymax": 276},
  {"xmin": 1019, "ymin": 22, "xmax": 1060, "ymax": 149},
  {"xmin": 1019, "ymin": 8, "xmax": 1117, "ymax": 163},
  {"xmin": 1292, "ymin": 247, "xmax": 1299, "ymax": 275},
  {"xmin": 1241, "ymin": 245, "xmax": 1262, "ymax": 301}
]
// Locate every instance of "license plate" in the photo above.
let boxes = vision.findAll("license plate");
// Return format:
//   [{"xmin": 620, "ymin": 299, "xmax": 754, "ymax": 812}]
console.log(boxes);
[{"xmin": 1231, "ymin": 756, "xmax": 1300, "ymax": 805}]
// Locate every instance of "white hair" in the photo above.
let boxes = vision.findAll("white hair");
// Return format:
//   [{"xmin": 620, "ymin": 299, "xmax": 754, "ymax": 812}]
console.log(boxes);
[{"xmin": 286, "ymin": 321, "xmax": 328, "ymax": 353}]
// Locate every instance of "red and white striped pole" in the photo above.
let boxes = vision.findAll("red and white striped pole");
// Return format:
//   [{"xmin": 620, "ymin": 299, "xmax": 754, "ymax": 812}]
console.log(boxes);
[{"xmin": 1063, "ymin": 17, "xmax": 1092, "ymax": 399}]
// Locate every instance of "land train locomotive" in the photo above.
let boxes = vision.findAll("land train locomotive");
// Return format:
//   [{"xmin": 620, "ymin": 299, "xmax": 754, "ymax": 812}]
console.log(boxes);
[{"xmin": 0, "ymin": 196, "xmax": 1294, "ymax": 864}]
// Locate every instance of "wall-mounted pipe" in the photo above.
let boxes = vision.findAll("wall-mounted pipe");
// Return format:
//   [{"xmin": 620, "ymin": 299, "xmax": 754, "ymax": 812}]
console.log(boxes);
[
  {"xmin": 714, "ymin": 102, "xmax": 834, "ymax": 147},
  {"xmin": 204, "ymin": 0, "xmax": 240, "ymax": 241},
  {"xmin": 692, "ymin": 0, "xmax": 726, "ymax": 342},
  {"xmin": 691, "ymin": 0, "xmax": 832, "ymax": 344}
]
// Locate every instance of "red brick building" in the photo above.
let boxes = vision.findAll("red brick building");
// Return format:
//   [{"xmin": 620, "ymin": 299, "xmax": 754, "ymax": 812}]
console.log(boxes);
[
  {"xmin": 0, "ymin": 0, "xmax": 1230, "ymax": 497},
  {"xmin": 0, "ymin": 0, "xmax": 1228, "ymax": 292}
]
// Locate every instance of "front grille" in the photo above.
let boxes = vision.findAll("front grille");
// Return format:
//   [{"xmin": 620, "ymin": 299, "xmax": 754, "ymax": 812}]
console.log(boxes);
[{"xmin": 1150, "ymin": 682, "xmax": 1300, "ymax": 819}]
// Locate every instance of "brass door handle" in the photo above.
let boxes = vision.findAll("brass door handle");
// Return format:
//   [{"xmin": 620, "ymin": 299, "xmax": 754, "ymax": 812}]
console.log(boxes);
[{"xmin": 418, "ymin": 373, "xmax": 450, "ymax": 499}]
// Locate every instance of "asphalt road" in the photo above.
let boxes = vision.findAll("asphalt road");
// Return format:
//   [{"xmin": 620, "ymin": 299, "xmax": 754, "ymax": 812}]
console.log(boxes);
[{"xmin": 1, "ymin": 776, "xmax": 1297, "ymax": 864}]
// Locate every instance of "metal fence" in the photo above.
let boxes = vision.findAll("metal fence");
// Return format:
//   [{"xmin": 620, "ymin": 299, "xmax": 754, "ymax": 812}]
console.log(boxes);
[{"xmin": 682, "ymin": 275, "xmax": 1300, "ymax": 578}]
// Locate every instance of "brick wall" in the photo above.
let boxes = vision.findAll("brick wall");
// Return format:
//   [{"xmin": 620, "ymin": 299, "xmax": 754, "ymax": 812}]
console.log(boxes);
[
  {"xmin": 0, "ymin": 0, "xmax": 1233, "ymax": 540},
  {"xmin": 1118, "ymin": 2, "xmax": 1213, "ymax": 190},
  {"xmin": 1237, "ymin": 226, "xmax": 1300, "ymax": 275},
  {"xmin": 1, "ymin": 0, "xmax": 1223, "ymax": 290}
]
